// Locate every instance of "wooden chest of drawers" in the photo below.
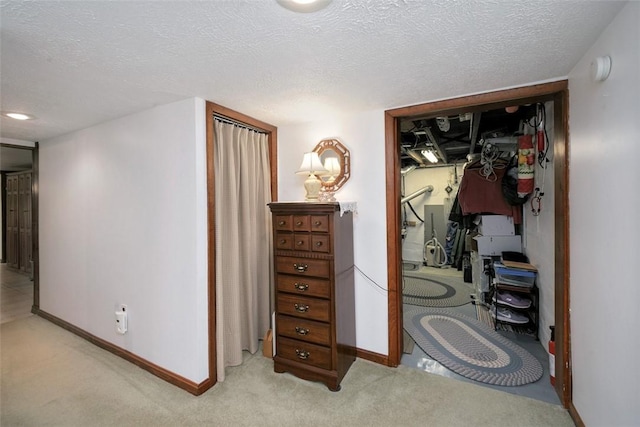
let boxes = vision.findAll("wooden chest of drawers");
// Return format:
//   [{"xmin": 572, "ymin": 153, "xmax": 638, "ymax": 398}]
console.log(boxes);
[{"xmin": 268, "ymin": 202, "xmax": 355, "ymax": 391}]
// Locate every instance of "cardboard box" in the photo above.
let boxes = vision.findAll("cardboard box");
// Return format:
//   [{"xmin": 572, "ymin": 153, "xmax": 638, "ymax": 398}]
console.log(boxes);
[
  {"xmin": 472, "ymin": 235, "xmax": 522, "ymax": 256},
  {"xmin": 262, "ymin": 329, "xmax": 273, "ymax": 358},
  {"xmin": 478, "ymin": 215, "xmax": 515, "ymax": 236}
]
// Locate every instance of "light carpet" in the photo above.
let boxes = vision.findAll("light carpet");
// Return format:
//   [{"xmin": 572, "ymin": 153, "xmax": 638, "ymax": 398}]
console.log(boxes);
[
  {"xmin": 1, "ymin": 316, "xmax": 571, "ymax": 427},
  {"xmin": 404, "ymin": 307, "xmax": 543, "ymax": 387}
]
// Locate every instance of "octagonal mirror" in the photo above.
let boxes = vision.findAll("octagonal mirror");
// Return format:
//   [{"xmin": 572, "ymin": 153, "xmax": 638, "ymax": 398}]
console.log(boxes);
[{"xmin": 313, "ymin": 138, "xmax": 351, "ymax": 193}]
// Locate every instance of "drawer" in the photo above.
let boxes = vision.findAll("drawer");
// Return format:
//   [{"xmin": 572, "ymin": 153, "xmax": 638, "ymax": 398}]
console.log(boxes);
[
  {"xmin": 277, "ymin": 293, "xmax": 330, "ymax": 322},
  {"xmin": 275, "ymin": 215, "xmax": 293, "ymax": 231},
  {"xmin": 275, "ymin": 232, "xmax": 293, "ymax": 250},
  {"xmin": 276, "ymin": 256, "xmax": 330, "ymax": 278},
  {"xmin": 310, "ymin": 215, "xmax": 329, "ymax": 232},
  {"xmin": 292, "ymin": 234, "xmax": 310, "ymax": 251},
  {"xmin": 293, "ymin": 215, "xmax": 310, "ymax": 231},
  {"xmin": 276, "ymin": 314, "xmax": 331, "ymax": 346},
  {"xmin": 277, "ymin": 274, "xmax": 330, "ymax": 299},
  {"xmin": 277, "ymin": 336, "xmax": 331, "ymax": 370},
  {"xmin": 311, "ymin": 235, "xmax": 330, "ymax": 253},
  {"xmin": 275, "ymin": 232, "xmax": 310, "ymax": 251}
]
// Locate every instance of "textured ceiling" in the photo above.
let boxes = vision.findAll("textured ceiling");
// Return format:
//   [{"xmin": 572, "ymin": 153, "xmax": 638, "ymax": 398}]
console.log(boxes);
[{"xmin": 0, "ymin": 0, "xmax": 625, "ymax": 142}]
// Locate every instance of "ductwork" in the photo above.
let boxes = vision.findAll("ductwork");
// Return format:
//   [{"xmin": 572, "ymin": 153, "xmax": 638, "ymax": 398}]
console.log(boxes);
[{"xmin": 401, "ymin": 185, "xmax": 434, "ymax": 205}]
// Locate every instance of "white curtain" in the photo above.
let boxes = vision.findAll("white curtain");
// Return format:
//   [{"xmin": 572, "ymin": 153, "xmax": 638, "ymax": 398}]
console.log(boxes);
[{"xmin": 214, "ymin": 119, "xmax": 272, "ymax": 382}]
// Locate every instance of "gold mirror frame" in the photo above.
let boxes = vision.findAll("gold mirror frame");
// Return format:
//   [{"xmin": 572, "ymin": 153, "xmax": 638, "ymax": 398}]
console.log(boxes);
[{"xmin": 313, "ymin": 138, "xmax": 351, "ymax": 193}]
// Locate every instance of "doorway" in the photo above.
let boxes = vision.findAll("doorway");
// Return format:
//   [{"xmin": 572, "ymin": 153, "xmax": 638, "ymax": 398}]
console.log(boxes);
[
  {"xmin": 204, "ymin": 102, "xmax": 278, "ymax": 390},
  {"xmin": 384, "ymin": 81, "xmax": 571, "ymax": 406},
  {"xmin": 0, "ymin": 142, "xmax": 39, "ymax": 316}
]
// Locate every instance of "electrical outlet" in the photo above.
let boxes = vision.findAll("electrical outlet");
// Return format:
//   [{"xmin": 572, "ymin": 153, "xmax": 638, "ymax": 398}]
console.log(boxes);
[{"xmin": 116, "ymin": 304, "xmax": 128, "ymax": 334}]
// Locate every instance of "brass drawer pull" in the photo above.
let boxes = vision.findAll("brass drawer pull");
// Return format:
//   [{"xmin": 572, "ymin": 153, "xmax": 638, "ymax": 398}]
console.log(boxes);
[
  {"xmin": 294, "ymin": 303, "xmax": 309, "ymax": 313},
  {"xmin": 296, "ymin": 221, "xmax": 303, "ymax": 226},
  {"xmin": 315, "ymin": 241, "xmax": 322, "ymax": 247},
  {"xmin": 279, "ymin": 239, "xmax": 287, "ymax": 244},
  {"xmin": 295, "ymin": 349, "xmax": 310, "ymax": 360},
  {"xmin": 295, "ymin": 326, "xmax": 310, "ymax": 336},
  {"xmin": 296, "ymin": 240, "xmax": 304, "ymax": 246},
  {"xmin": 294, "ymin": 263, "xmax": 308, "ymax": 272},
  {"xmin": 314, "ymin": 221, "xmax": 322, "ymax": 226},
  {"xmin": 294, "ymin": 282, "xmax": 309, "ymax": 292},
  {"xmin": 278, "ymin": 220, "xmax": 286, "ymax": 226}
]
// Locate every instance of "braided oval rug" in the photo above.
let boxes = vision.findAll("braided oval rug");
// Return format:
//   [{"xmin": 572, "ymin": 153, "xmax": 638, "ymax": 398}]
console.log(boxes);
[
  {"xmin": 404, "ymin": 307, "xmax": 543, "ymax": 386},
  {"xmin": 402, "ymin": 274, "xmax": 472, "ymax": 307}
]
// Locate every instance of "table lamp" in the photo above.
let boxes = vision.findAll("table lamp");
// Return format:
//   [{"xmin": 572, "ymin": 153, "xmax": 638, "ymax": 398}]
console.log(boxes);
[{"xmin": 296, "ymin": 152, "xmax": 327, "ymax": 201}]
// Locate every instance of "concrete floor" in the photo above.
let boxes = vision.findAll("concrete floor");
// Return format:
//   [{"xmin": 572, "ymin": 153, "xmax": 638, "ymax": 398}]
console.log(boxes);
[{"xmin": 400, "ymin": 264, "xmax": 561, "ymax": 405}]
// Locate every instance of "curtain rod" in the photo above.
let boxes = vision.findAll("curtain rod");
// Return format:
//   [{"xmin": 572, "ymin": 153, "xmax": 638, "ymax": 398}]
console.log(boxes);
[{"xmin": 213, "ymin": 115, "xmax": 267, "ymax": 134}]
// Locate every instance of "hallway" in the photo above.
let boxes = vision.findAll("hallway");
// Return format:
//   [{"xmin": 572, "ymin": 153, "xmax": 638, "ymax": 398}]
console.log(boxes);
[{"xmin": 1, "ymin": 264, "xmax": 33, "ymax": 324}]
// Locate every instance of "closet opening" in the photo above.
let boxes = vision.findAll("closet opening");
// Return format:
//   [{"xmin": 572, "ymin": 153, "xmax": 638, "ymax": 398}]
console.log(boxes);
[
  {"xmin": 384, "ymin": 80, "xmax": 571, "ymax": 406},
  {"xmin": 204, "ymin": 102, "xmax": 278, "ymax": 390},
  {"xmin": 1, "ymin": 142, "xmax": 39, "ymax": 321}
]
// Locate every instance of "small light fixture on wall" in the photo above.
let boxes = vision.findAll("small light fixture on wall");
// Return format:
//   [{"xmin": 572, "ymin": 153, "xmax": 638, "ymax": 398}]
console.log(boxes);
[
  {"xmin": 591, "ymin": 55, "xmax": 612, "ymax": 82},
  {"xmin": 296, "ymin": 152, "xmax": 328, "ymax": 201}
]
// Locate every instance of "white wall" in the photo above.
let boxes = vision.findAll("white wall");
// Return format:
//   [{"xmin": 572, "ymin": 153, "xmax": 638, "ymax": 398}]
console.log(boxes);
[
  {"xmin": 39, "ymin": 98, "xmax": 209, "ymax": 383},
  {"xmin": 568, "ymin": 2, "xmax": 639, "ymax": 425},
  {"xmin": 523, "ymin": 101, "xmax": 555, "ymax": 347},
  {"xmin": 401, "ymin": 164, "xmax": 462, "ymax": 263},
  {"xmin": 277, "ymin": 110, "xmax": 389, "ymax": 355}
]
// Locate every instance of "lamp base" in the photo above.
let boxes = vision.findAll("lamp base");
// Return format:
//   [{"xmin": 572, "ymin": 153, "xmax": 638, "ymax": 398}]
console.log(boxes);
[{"xmin": 303, "ymin": 173, "xmax": 322, "ymax": 202}]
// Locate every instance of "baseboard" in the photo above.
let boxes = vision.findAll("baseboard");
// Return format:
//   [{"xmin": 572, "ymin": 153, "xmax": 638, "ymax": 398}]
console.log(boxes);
[
  {"xmin": 356, "ymin": 347, "xmax": 390, "ymax": 366},
  {"xmin": 35, "ymin": 309, "xmax": 213, "ymax": 396},
  {"xmin": 568, "ymin": 402, "xmax": 585, "ymax": 427}
]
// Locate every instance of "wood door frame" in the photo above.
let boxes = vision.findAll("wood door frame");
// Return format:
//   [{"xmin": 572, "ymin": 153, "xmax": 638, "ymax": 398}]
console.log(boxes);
[
  {"xmin": 204, "ymin": 102, "xmax": 278, "ymax": 391},
  {"xmin": 384, "ymin": 80, "xmax": 571, "ymax": 406},
  {"xmin": 0, "ymin": 142, "xmax": 39, "ymax": 312}
]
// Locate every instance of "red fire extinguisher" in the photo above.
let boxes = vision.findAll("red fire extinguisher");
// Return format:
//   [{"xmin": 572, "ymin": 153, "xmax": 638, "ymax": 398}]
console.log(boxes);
[{"xmin": 549, "ymin": 326, "xmax": 556, "ymax": 386}]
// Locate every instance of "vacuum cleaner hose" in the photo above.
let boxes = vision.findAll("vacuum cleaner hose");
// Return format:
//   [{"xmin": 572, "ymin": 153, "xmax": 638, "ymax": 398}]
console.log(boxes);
[{"xmin": 423, "ymin": 237, "xmax": 448, "ymax": 267}]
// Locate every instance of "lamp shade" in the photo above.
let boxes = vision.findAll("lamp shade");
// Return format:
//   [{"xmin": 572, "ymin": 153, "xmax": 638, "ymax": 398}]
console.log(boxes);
[
  {"xmin": 323, "ymin": 157, "xmax": 341, "ymax": 177},
  {"xmin": 296, "ymin": 152, "xmax": 327, "ymax": 175}
]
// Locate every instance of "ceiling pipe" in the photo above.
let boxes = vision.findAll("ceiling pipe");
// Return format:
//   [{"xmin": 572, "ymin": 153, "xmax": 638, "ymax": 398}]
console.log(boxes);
[
  {"xmin": 403, "ymin": 147, "xmax": 426, "ymax": 166},
  {"xmin": 423, "ymin": 127, "xmax": 447, "ymax": 164},
  {"xmin": 401, "ymin": 185, "xmax": 434, "ymax": 205},
  {"xmin": 401, "ymin": 165, "xmax": 417, "ymax": 175},
  {"xmin": 469, "ymin": 112, "xmax": 482, "ymax": 155}
]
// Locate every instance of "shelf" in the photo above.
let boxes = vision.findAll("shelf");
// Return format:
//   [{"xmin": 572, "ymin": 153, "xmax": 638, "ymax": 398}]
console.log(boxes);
[
  {"xmin": 494, "ymin": 283, "xmax": 537, "ymax": 294},
  {"xmin": 491, "ymin": 267, "xmax": 539, "ymax": 340}
]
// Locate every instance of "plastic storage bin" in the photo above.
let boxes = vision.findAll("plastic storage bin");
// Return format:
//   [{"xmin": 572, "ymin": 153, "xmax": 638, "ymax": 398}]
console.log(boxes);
[{"xmin": 493, "ymin": 262, "xmax": 536, "ymax": 288}]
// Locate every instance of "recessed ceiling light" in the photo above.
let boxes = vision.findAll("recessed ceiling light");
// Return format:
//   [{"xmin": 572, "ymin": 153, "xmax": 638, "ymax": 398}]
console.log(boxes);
[
  {"xmin": 276, "ymin": 0, "xmax": 332, "ymax": 13},
  {"xmin": 2, "ymin": 112, "xmax": 37, "ymax": 120}
]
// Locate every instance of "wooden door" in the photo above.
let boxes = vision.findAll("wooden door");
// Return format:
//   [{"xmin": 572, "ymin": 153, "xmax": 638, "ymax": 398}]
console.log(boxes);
[
  {"xmin": 5, "ymin": 171, "xmax": 32, "ymax": 273},
  {"xmin": 18, "ymin": 173, "xmax": 32, "ymax": 274},
  {"xmin": 6, "ymin": 175, "xmax": 19, "ymax": 269}
]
